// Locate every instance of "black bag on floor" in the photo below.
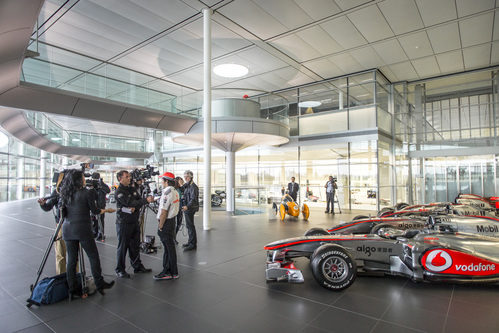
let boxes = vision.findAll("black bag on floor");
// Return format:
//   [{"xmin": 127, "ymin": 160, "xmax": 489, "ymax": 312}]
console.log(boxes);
[{"xmin": 27, "ymin": 273, "xmax": 69, "ymax": 306}]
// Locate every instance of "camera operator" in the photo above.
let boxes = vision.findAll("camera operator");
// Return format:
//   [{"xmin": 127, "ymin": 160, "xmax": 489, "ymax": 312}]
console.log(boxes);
[
  {"xmin": 115, "ymin": 170, "xmax": 154, "ymax": 278},
  {"xmin": 153, "ymin": 172, "xmax": 180, "ymax": 280},
  {"xmin": 91, "ymin": 173, "xmax": 110, "ymax": 241},
  {"xmin": 324, "ymin": 176, "xmax": 338, "ymax": 214},
  {"xmin": 37, "ymin": 173, "xmax": 66, "ymax": 274},
  {"xmin": 132, "ymin": 177, "xmax": 146, "ymax": 241},
  {"xmin": 59, "ymin": 169, "xmax": 115, "ymax": 298},
  {"xmin": 181, "ymin": 170, "xmax": 199, "ymax": 251}
]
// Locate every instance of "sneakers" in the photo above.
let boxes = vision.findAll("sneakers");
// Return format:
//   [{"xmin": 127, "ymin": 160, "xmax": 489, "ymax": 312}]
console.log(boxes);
[
  {"xmin": 134, "ymin": 265, "xmax": 152, "ymax": 273},
  {"xmin": 324, "ymin": 210, "xmax": 329, "ymax": 213},
  {"xmin": 153, "ymin": 272, "xmax": 180, "ymax": 280},
  {"xmin": 116, "ymin": 271, "xmax": 131, "ymax": 278}
]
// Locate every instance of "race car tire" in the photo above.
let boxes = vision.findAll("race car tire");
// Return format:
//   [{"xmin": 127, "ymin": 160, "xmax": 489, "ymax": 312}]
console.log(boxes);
[
  {"xmin": 279, "ymin": 204, "xmax": 286, "ymax": 221},
  {"xmin": 302, "ymin": 204, "xmax": 310, "ymax": 220},
  {"xmin": 304, "ymin": 228, "xmax": 330, "ymax": 237},
  {"xmin": 352, "ymin": 215, "xmax": 369, "ymax": 221},
  {"xmin": 310, "ymin": 244, "xmax": 356, "ymax": 291},
  {"xmin": 395, "ymin": 202, "xmax": 409, "ymax": 210},
  {"xmin": 378, "ymin": 207, "xmax": 394, "ymax": 217}
]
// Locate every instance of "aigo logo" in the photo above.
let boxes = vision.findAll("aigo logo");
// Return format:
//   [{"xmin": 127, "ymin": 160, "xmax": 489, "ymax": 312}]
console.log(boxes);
[{"xmin": 424, "ymin": 249, "xmax": 452, "ymax": 272}]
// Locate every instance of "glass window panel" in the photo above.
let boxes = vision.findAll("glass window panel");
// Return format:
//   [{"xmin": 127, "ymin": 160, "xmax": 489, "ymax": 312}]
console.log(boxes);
[
  {"xmin": 447, "ymin": 165, "xmax": 458, "ymax": 202},
  {"xmin": 470, "ymin": 163, "xmax": 482, "ymax": 195},
  {"xmin": 425, "ymin": 162, "xmax": 435, "ymax": 203},
  {"xmin": 349, "ymin": 106, "xmax": 376, "ymax": 130},
  {"xmin": 299, "ymin": 110, "xmax": 348, "ymax": 135},
  {"xmin": 484, "ymin": 162, "xmax": 495, "ymax": 197},
  {"xmin": 459, "ymin": 164, "xmax": 470, "ymax": 193}
]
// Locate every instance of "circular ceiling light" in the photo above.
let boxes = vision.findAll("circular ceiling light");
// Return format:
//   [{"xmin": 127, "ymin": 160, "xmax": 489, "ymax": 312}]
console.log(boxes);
[
  {"xmin": 298, "ymin": 101, "xmax": 322, "ymax": 108},
  {"xmin": 213, "ymin": 64, "xmax": 248, "ymax": 78},
  {"xmin": 0, "ymin": 131, "xmax": 8, "ymax": 147}
]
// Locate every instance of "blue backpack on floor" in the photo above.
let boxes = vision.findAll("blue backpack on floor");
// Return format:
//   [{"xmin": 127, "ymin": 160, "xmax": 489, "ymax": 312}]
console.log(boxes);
[{"xmin": 28, "ymin": 273, "xmax": 69, "ymax": 305}]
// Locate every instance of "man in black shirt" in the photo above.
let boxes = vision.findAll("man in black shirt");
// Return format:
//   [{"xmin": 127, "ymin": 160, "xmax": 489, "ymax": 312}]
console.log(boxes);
[
  {"xmin": 181, "ymin": 170, "xmax": 199, "ymax": 251},
  {"xmin": 92, "ymin": 173, "xmax": 110, "ymax": 241},
  {"xmin": 287, "ymin": 177, "xmax": 299, "ymax": 202},
  {"xmin": 115, "ymin": 170, "xmax": 154, "ymax": 278}
]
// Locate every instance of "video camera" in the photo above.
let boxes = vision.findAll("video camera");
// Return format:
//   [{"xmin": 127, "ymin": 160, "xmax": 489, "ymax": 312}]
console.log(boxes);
[
  {"xmin": 80, "ymin": 163, "xmax": 101, "ymax": 189},
  {"xmin": 131, "ymin": 165, "xmax": 159, "ymax": 182}
]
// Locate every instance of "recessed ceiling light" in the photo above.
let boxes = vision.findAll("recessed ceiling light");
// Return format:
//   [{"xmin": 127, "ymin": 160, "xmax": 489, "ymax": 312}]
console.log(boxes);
[
  {"xmin": 298, "ymin": 101, "xmax": 322, "ymax": 108},
  {"xmin": 52, "ymin": 137, "xmax": 62, "ymax": 141},
  {"xmin": 126, "ymin": 140, "xmax": 140, "ymax": 143},
  {"xmin": 71, "ymin": 138, "xmax": 80, "ymax": 142},
  {"xmin": 213, "ymin": 64, "xmax": 248, "ymax": 78}
]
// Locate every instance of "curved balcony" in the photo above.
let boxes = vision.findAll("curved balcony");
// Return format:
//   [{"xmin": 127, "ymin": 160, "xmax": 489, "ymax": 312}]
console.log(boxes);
[{"xmin": 0, "ymin": 107, "xmax": 153, "ymax": 162}]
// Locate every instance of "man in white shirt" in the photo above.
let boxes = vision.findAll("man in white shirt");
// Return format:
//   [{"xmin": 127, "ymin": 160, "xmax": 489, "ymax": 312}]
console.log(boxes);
[{"xmin": 154, "ymin": 172, "xmax": 180, "ymax": 280}]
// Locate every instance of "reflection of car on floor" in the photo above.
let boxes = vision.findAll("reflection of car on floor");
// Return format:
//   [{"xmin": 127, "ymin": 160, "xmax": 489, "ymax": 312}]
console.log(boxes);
[
  {"xmin": 305, "ymin": 214, "xmax": 499, "ymax": 238},
  {"xmin": 272, "ymin": 194, "xmax": 309, "ymax": 221},
  {"xmin": 265, "ymin": 228, "xmax": 499, "ymax": 291}
]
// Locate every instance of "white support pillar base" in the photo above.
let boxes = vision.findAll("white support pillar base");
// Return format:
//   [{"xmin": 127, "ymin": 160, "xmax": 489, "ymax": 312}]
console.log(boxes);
[{"xmin": 226, "ymin": 151, "xmax": 235, "ymax": 212}]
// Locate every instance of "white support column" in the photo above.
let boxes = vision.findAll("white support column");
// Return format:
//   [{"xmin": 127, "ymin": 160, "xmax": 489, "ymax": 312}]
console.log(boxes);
[
  {"xmin": 226, "ymin": 151, "xmax": 235, "ymax": 212},
  {"xmin": 40, "ymin": 151, "xmax": 47, "ymax": 197},
  {"xmin": 16, "ymin": 142, "xmax": 24, "ymax": 200},
  {"xmin": 202, "ymin": 7, "xmax": 212, "ymax": 230}
]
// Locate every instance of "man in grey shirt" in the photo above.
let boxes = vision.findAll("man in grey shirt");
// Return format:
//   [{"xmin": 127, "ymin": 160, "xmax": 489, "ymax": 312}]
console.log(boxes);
[{"xmin": 324, "ymin": 176, "xmax": 338, "ymax": 214}]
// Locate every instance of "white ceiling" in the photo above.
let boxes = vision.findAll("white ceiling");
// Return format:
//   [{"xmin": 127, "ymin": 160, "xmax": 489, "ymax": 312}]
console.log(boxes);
[{"xmin": 35, "ymin": 0, "xmax": 499, "ymax": 108}]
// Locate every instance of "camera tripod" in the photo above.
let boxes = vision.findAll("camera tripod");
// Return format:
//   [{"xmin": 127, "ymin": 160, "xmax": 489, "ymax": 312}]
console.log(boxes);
[
  {"xmin": 27, "ymin": 211, "xmax": 90, "ymax": 307},
  {"xmin": 334, "ymin": 191, "xmax": 342, "ymax": 214}
]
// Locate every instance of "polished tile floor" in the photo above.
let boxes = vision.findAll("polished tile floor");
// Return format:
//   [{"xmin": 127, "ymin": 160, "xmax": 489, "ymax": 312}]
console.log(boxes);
[{"xmin": 0, "ymin": 199, "xmax": 497, "ymax": 333}]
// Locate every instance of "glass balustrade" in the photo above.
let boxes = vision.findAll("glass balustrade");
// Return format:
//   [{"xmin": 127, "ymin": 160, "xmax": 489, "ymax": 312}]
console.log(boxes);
[{"xmin": 25, "ymin": 111, "xmax": 148, "ymax": 152}]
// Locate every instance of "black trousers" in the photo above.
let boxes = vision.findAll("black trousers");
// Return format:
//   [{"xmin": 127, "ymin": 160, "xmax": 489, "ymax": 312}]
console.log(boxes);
[
  {"xmin": 175, "ymin": 211, "xmax": 182, "ymax": 235},
  {"xmin": 326, "ymin": 192, "xmax": 335, "ymax": 212},
  {"xmin": 115, "ymin": 222, "xmax": 142, "ymax": 273},
  {"xmin": 290, "ymin": 192, "xmax": 297, "ymax": 201},
  {"xmin": 97, "ymin": 213, "xmax": 105, "ymax": 238},
  {"xmin": 66, "ymin": 239, "xmax": 104, "ymax": 291},
  {"xmin": 158, "ymin": 218, "xmax": 178, "ymax": 275},
  {"xmin": 184, "ymin": 210, "xmax": 197, "ymax": 246}
]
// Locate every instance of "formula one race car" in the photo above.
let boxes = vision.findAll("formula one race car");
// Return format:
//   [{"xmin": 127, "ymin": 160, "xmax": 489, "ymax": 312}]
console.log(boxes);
[
  {"xmin": 305, "ymin": 214, "xmax": 499, "ymax": 238},
  {"xmin": 377, "ymin": 201, "xmax": 494, "ymax": 218},
  {"xmin": 265, "ymin": 229, "xmax": 499, "ymax": 291},
  {"xmin": 272, "ymin": 194, "xmax": 310, "ymax": 221},
  {"xmin": 455, "ymin": 193, "xmax": 499, "ymax": 213}
]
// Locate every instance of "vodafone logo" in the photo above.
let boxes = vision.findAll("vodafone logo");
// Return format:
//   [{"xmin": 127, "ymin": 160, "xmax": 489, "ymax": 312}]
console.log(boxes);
[{"xmin": 425, "ymin": 250, "xmax": 452, "ymax": 272}]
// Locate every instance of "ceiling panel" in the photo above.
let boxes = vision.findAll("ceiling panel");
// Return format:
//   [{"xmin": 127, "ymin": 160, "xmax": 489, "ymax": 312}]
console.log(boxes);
[
  {"xmin": 251, "ymin": 0, "xmax": 314, "ymax": 30},
  {"xmin": 217, "ymin": 0, "xmax": 288, "ymax": 40},
  {"xmin": 388, "ymin": 61, "xmax": 419, "ymax": 81},
  {"xmin": 459, "ymin": 12, "xmax": 494, "ymax": 47},
  {"xmin": 378, "ymin": 0, "xmax": 424, "ymax": 35},
  {"xmin": 235, "ymin": 46, "xmax": 289, "ymax": 73},
  {"xmin": 303, "ymin": 58, "xmax": 345, "ymax": 79},
  {"xmin": 398, "ymin": 31, "xmax": 434, "ymax": 59},
  {"xmin": 334, "ymin": 0, "xmax": 372, "ymax": 11},
  {"xmin": 328, "ymin": 53, "xmax": 364, "ymax": 73},
  {"xmin": 372, "ymin": 39, "xmax": 408, "ymax": 64},
  {"xmin": 415, "ymin": 0, "xmax": 457, "ymax": 27},
  {"xmin": 411, "ymin": 56, "xmax": 440, "ymax": 77},
  {"xmin": 427, "ymin": 23, "xmax": 461, "ymax": 54},
  {"xmin": 494, "ymin": 10, "xmax": 499, "ymax": 40},
  {"xmin": 320, "ymin": 16, "xmax": 367, "ymax": 49},
  {"xmin": 270, "ymin": 34, "xmax": 322, "ymax": 62},
  {"xmin": 435, "ymin": 50, "xmax": 464, "ymax": 73},
  {"xmin": 462, "ymin": 44, "xmax": 491, "ymax": 69},
  {"xmin": 379, "ymin": 65, "xmax": 399, "ymax": 82},
  {"xmin": 347, "ymin": 5, "xmax": 394, "ymax": 42},
  {"xmin": 455, "ymin": 0, "xmax": 495, "ymax": 17},
  {"xmin": 296, "ymin": 26, "xmax": 344, "ymax": 57},
  {"xmin": 349, "ymin": 46, "xmax": 385, "ymax": 69},
  {"xmin": 294, "ymin": 0, "xmax": 341, "ymax": 21}
]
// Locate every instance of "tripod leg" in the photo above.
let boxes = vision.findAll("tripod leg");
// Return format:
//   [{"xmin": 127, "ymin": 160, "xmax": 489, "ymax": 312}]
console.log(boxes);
[
  {"xmin": 27, "ymin": 221, "xmax": 63, "ymax": 307},
  {"xmin": 79, "ymin": 244, "xmax": 88, "ymax": 298}
]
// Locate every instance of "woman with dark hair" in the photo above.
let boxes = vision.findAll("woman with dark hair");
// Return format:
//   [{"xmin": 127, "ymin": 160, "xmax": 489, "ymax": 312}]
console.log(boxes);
[
  {"xmin": 174, "ymin": 176, "xmax": 184, "ymax": 244},
  {"xmin": 60, "ymin": 169, "xmax": 115, "ymax": 298}
]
